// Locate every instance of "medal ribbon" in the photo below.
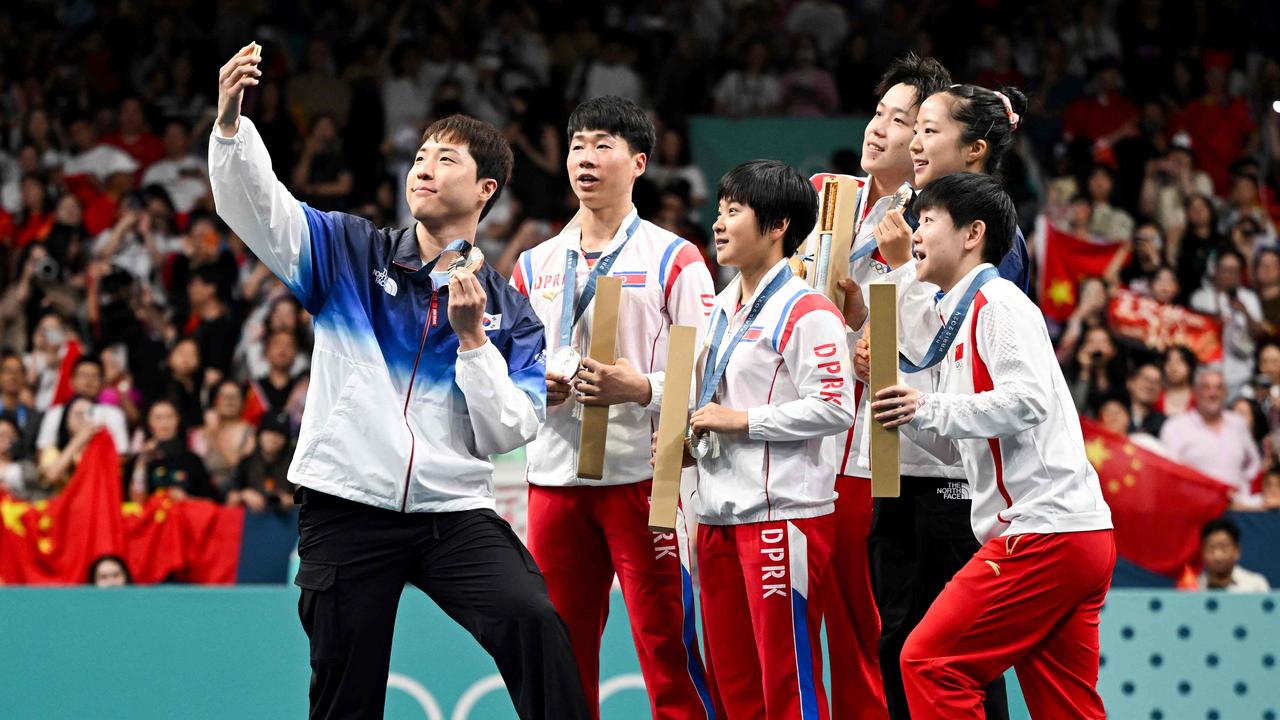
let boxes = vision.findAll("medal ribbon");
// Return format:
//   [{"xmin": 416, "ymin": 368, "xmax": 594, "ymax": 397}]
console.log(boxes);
[
  {"xmin": 427, "ymin": 238, "xmax": 475, "ymax": 288},
  {"xmin": 557, "ymin": 214, "xmax": 643, "ymax": 349},
  {"xmin": 697, "ymin": 265, "xmax": 793, "ymax": 408},
  {"xmin": 898, "ymin": 266, "xmax": 1000, "ymax": 373}
]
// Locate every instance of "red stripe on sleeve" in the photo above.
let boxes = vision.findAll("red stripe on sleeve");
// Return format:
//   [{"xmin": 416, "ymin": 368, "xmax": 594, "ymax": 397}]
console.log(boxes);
[
  {"xmin": 512, "ymin": 256, "xmax": 529, "ymax": 296},
  {"xmin": 664, "ymin": 242, "xmax": 706, "ymax": 300},
  {"xmin": 969, "ymin": 292, "xmax": 1013, "ymax": 522},
  {"xmin": 777, "ymin": 292, "xmax": 842, "ymax": 354}
]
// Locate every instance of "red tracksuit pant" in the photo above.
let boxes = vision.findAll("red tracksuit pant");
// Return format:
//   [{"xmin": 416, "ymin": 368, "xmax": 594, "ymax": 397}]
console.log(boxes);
[
  {"xmin": 825, "ymin": 475, "xmax": 888, "ymax": 719},
  {"xmin": 527, "ymin": 482, "xmax": 715, "ymax": 720},
  {"xmin": 698, "ymin": 515, "xmax": 834, "ymax": 720},
  {"xmin": 901, "ymin": 529, "xmax": 1116, "ymax": 720}
]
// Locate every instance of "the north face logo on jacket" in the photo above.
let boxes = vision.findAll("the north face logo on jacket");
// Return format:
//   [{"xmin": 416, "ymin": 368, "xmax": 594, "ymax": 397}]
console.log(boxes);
[{"xmin": 373, "ymin": 268, "xmax": 398, "ymax": 297}]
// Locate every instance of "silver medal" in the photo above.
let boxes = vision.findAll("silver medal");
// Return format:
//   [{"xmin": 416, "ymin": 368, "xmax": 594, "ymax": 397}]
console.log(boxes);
[
  {"xmin": 447, "ymin": 246, "xmax": 484, "ymax": 278},
  {"xmin": 686, "ymin": 427, "xmax": 714, "ymax": 460},
  {"xmin": 889, "ymin": 185, "xmax": 913, "ymax": 212},
  {"xmin": 547, "ymin": 346, "xmax": 582, "ymax": 379}
]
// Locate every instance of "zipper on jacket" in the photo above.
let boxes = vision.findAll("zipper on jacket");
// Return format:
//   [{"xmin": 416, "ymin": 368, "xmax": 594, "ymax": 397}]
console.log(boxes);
[{"xmin": 400, "ymin": 287, "xmax": 437, "ymax": 512}]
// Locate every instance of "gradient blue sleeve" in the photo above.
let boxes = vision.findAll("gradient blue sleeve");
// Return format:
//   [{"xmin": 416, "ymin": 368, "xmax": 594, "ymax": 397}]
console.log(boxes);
[
  {"xmin": 504, "ymin": 293, "xmax": 548, "ymax": 421},
  {"xmin": 297, "ymin": 205, "xmax": 366, "ymax": 316}
]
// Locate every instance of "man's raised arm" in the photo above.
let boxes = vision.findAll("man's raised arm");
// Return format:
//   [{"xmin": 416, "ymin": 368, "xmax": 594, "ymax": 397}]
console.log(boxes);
[{"xmin": 208, "ymin": 43, "xmax": 328, "ymax": 313}]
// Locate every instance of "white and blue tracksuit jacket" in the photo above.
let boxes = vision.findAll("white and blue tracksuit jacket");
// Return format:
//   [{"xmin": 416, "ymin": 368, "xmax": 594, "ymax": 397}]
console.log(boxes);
[{"xmin": 210, "ymin": 117, "xmax": 546, "ymax": 513}]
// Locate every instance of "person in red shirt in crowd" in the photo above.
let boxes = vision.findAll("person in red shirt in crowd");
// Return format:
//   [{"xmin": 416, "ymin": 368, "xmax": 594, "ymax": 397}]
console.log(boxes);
[
  {"xmin": 14, "ymin": 176, "xmax": 55, "ymax": 248},
  {"xmin": 1062, "ymin": 58, "xmax": 1138, "ymax": 155},
  {"xmin": 1180, "ymin": 51, "xmax": 1258, "ymax": 194},
  {"xmin": 81, "ymin": 169, "xmax": 137, "ymax": 237},
  {"xmin": 0, "ymin": 207, "xmax": 12, "ymax": 247},
  {"xmin": 102, "ymin": 97, "xmax": 166, "ymax": 174}
]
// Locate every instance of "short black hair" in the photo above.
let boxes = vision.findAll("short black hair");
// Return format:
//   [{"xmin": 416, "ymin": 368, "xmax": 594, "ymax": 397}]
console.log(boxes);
[
  {"xmin": 913, "ymin": 172, "xmax": 1016, "ymax": 266},
  {"xmin": 87, "ymin": 554, "xmax": 133, "ymax": 585},
  {"xmin": 420, "ymin": 114, "xmax": 515, "ymax": 220},
  {"xmin": 191, "ymin": 263, "xmax": 223, "ymax": 286},
  {"xmin": 717, "ymin": 160, "xmax": 818, "ymax": 257},
  {"xmin": 0, "ymin": 414, "xmax": 21, "ymax": 436},
  {"xmin": 1164, "ymin": 344, "xmax": 1199, "ymax": 377},
  {"xmin": 1201, "ymin": 517, "xmax": 1241, "ymax": 545},
  {"xmin": 874, "ymin": 53, "xmax": 953, "ymax": 109},
  {"xmin": 140, "ymin": 184, "xmax": 175, "ymax": 214},
  {"xmin": 566, "ymin": 95, "xmax": 656, "ymax": 157},
  {"xmin": 72, "ymin": 355, "xmax": 103, "ymax": 375},
  {"xmin": 1216, "ymin": 248, "xmax": 1246, "ymax": 270},
  {"xmin": 1127, "ymin": 362, "xmax": 1162, "ymax": 381},
  {"xmin": 1256, "ymin": 338, "xmax": 1280, "ymax": 371}
]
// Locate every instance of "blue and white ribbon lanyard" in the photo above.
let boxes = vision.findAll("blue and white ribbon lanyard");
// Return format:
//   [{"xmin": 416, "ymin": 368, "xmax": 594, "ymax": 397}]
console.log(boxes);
[
  {"xmin": 426, "ymin": 239, "xmax": 477, "ymax": 288},
  {"xmin": 898, "ymin": 266, "xmax": 1000, "ymax": 373},
  {"xmin": 557, "ymin": 214, "xmax": 643, "ymax": 350},
  {"xmin": 689, "ymin": 266, "xmax": 793, "ymax": 458}
]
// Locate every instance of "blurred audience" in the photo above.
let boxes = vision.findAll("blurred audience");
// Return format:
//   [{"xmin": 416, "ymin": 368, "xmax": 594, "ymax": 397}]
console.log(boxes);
[
  {"xmin": 1160, "ymin": 368, "xmax": 1263, "ymax": 508},
  {"xmin": 126, "ymin": 398, "xmax": 212, "ymax": 501},
  {"xmin": 229, "ymin": 411, "xmax": 297, "ymax": 513},
  {"xmin": 0, "ymin": 0, "xmax": 1277, "ymax": 588}
]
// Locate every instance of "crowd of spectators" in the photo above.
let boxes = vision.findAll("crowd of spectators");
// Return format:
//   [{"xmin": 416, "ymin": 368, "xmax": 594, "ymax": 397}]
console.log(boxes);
[{"xmin": 0, "ymin": 1, "xmax": 1278, "ymax": 544}]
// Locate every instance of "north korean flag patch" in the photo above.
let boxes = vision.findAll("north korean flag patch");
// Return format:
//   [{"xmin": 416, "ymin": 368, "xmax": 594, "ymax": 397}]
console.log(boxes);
[
  {"xmin": 743, "ymin": 325, "xmax": 764, "ymax": 342},
  {"xmin": 615, "ymin": 271, "xmax": 648, "ymax": 287}
]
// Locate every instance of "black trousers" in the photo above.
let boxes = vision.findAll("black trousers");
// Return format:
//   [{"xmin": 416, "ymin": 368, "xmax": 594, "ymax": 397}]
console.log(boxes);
[
  {"xmin": 869, "ymin": 476, "xmax": 1009, "ymax": 720},
  {"xmin": 294, "ymin": 489, "xmax": 590, "ymax": 720}
]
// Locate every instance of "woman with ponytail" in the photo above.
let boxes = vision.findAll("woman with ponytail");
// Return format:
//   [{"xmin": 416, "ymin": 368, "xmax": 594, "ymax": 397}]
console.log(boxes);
[
  {"xmin": 872, "ymin": 84, "xmax": 1032, "ymax": 293},
  {"xmin": 856, "ymin": 80, "xmax": 1030, "ymax": 720}
]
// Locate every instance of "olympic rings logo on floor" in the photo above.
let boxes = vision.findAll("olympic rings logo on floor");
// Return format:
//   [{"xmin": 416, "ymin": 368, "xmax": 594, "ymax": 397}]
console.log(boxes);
[{"xmin": 386, "ymin": 672, "xmax": 647, "ymax": 720}]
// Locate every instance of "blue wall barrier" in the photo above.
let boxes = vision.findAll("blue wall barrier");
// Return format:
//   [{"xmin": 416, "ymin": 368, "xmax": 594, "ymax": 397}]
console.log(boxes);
[
  {"xmin": 230, "ymin": 502, "xmax": 1280, "ymax": 590},
  {"xmin": 1, "ymin": 587, "xmax": 1275, "ymax": 719}
]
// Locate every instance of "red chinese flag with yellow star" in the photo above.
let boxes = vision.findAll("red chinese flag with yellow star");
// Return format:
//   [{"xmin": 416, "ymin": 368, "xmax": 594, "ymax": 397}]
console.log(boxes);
[
  {"xmin": 0, "ymin": 430, "xmax": 244, "ymax": 585},
  {"xmin": 1081, "ymin": 418, "xmax": 1233, "ymax": 577},
  {"xmin": 0, "ymin": 430, "xmax": 123, "ymax": 584},
  {"xmin": 123, "ymin": 492, "xmax": 243, "ymax": 584},
  {"xmin": 1039, "ymin": 223, "xmax": 1125, "ymax": 323}
]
